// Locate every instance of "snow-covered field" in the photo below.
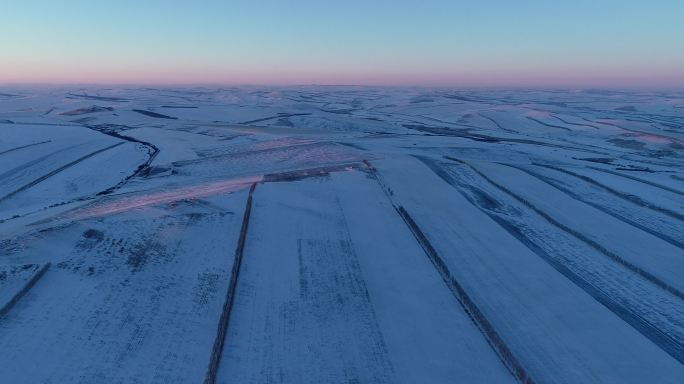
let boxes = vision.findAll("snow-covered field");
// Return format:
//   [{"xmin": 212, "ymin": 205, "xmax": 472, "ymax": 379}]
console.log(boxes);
[{"xmin": 1, "ymin": 86, "xmax": 683, "ymax": 383}]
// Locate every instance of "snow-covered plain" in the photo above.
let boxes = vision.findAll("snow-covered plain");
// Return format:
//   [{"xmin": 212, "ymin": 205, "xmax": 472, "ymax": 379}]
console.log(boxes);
[{"xmin": 0, "ymin": 86, "xmax": 683, "ymax": 383}]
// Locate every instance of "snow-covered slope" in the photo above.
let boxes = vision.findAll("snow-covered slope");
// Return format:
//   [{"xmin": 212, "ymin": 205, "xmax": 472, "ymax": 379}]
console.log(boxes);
[{"xmin": 1, "ymin": 87, "xmax": 683, "ymax": 383}]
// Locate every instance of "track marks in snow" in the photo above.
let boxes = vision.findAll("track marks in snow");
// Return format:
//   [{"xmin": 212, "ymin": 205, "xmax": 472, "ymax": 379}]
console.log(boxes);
[
  {"xmin": 0, "ymin": 140, "xmax": 51, "ymax": 157},
  {"xmin": 370, "ymin": 156, "xmax": 684, "ymax": 383},
  {"xmin": 452, "ymin": 158, "xmax": 684, "ymax": 301},
  {"xmin": 0, "ymin": 142, "xmax": 124, "ymax": 204},
  {"xmin": 589, "ymin": 166, "xmax": 684, "ymax": 197},
  {"xmin": 538, "ymin": 164, "xmax": 684, "ymax": 223},
  {"xmin": 425, "ymin": 157, "xmax": 684, "ymax": 364},
  {"xmin": 518, "ymin": 164, "xmax": 684, "ymax": 250}
]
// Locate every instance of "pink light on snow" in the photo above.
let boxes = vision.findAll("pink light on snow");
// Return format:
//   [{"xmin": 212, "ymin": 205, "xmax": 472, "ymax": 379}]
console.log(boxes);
[
  {"xmin": 71, "ymin": 176, "xmax": 261, "ymax": 220},
  {"xmin": 635, "ymin": 133, "xmax": 676, "ymax": 145}
]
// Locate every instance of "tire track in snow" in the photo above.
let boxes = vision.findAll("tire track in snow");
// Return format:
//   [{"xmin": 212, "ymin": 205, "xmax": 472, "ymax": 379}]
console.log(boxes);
[
  {"xmin": 363, "ymin": 160, "xmax": 533, "ymax": 384},
  {"xmin": 204, "ymin": 183, "xmax": 256, "ymax": 384},
  {"xmin": 443, "ymin": 156, "xmax": 684, "ymax": 302},
  {"xmin": 517, "ymin": 164, "xmax": 684, "ymax": 250},
  {"xmin": 536, "ymin": 164, "xmax": 684, "ymax": 223},
  {"xmin": 0, "ymin": 144, "xmax": 84, "ymax": 184},
  {"xmin": 0, "ymin": 140, "xmax": 51, "ymax": 157},
  {"xmin": 588, "ymin": 166, "xmax": 684, "ymax": 198},
  {"xmin": 423, "ymin": 157, "xmax": 684, "ymax": 365},
  {"xmin": 0, "ymin": 142, "xmax": 124, "ymax": 204}
]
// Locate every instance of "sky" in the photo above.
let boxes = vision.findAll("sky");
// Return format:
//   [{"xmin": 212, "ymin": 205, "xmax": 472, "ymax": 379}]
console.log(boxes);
[{"xmin": 1, "ymin": 0, "xmax": 683, "ymax": 88}]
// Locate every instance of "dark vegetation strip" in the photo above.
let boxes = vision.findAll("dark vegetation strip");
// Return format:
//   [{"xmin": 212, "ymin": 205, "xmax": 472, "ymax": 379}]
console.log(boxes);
[
  {"xmin": 444, "ymin": 156, "xmax": 684, "ymax": 301},
  {"xmin": 0, "ymin": 140, "xmax": 51, "ymax": 157},
  {"xmin": 426, "ymin": 157, "xmax": 684, "ymax": 364},
  {"xmin": 0, "ymin": 142, "xmax": 124, "ymax": 203},
  {"xmin": 0, "ymin": 121, "xmax": 80, "ymax": 127},
  {"xmin": 60, "ymin": 106, "xmax": 114, "ymax": 116},
  {"xmin": 240, "ymin": 112, "xmax": 311, "ymax": 125},
  {"xmin": 525, "ymin": 116, "xmax": 571, "ymax": 131},
  {"xmin": 0, "ymin": 263, "xmax": 51, "ymax": 319},
  {"xmin": 67, "ymin": 93, "xmax": 129, "ymax": 102},
  {"xmin": 204, "ymin": 183, "xmax": 257, "ymax": 384},
  {"xmin": 403, "ymin": 124, "xmax": 499, "ymax": 142},
  {"xmin": 588, "ymin": 166, "xmax": 684, "ymax": 197},
  {"xmin": 551, "ymin": 115, "xmax": 600, "ymax": 129},
  {"xmin": 132, "ymin": 109, "xmax": 177, "ymax": 119},
  {"xmin": 520, "ymin": 164, "xmax": 684, "ymax": 249},
  {"xmin": 403, "ymin": 123, "xmax": 610, "ymax": 155},
  {"xmin": 536, "ymin": 164, "xmax": 684, "ymax": 223},
  {"xmin": 363, "ymin": 160, "xmax": 533, "ymax": 384}
]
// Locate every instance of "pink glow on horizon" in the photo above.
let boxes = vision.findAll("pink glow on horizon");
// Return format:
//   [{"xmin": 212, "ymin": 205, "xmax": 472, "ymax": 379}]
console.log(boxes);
[{"xmin": 2, "ymin": 59, "xmax": 683, "ymax": 88}]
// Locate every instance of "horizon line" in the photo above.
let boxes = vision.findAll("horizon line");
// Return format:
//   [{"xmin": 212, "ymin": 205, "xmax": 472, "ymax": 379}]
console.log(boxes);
[{"xmin": 1, "ymin": 81, "xmax": 683, "ymax": 93}]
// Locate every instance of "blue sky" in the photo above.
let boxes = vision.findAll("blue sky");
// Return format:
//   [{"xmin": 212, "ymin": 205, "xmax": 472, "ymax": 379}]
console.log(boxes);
[{"xmin": 2, "ymin": 0, "xmax": 683, "ymax": 87}]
